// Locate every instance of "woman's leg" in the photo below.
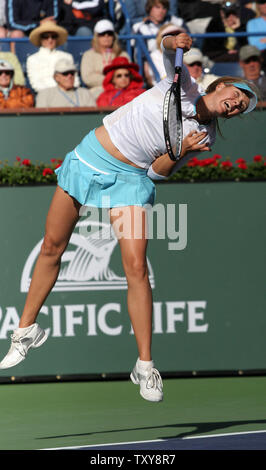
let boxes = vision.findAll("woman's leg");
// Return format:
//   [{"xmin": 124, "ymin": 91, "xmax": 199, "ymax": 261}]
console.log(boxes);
[
  {"xmin": 19, "ymin": 186, "xmax": 81, "ymax": 328},
  {"xmin": 109, "ymin": 206, "xmax": 152, "ymax": 361}
]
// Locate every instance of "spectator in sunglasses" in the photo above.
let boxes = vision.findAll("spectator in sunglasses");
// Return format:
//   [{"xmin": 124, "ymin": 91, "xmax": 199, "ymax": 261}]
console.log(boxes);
[
  {"xmin": 183, "ymin": 47, "xmax": 219, "ymax": 90},
  {"xmin": 239, "ymin": 44, "xmax": 266, "ymax": 100},
  {"xmin": 36, "ymin": 58, "xmax": 96, "ymax": 108},
  {"xmin": 97, "ymin": 56, "xmax": 145, "ymax": 107},
  {"xmin": 0, "ymin": 59, "xmax": 34, "ymax": 108},
  {"xmin": 26, "ymin": 21, "xmax": 79, "ymax": 93},
  {"xmin": 80, "ymin": 19, "xmax": 130, "ymax": 99}
]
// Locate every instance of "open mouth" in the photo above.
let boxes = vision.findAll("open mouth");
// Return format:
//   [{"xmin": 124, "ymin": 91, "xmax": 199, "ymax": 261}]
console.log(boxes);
[{"xmin": 224, "ymin": 101, "xmax": 231, "ymax": 113}]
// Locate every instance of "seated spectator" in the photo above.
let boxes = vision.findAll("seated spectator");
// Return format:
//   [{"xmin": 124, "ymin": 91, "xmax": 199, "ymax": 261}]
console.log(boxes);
[
  {"xmin": 0, "ymin": 59, "xmax": 34, "ymax": 108},
  {"xmin": 145, "ymin": 23, "xmax": 186, "ymax": 86},
  {"xmin": 57, "ymin": 0, "xmax": 106, "ymax": 37},
  {"xmin": 121, "ymin": 0, "xmax": 178, "ymax": 27},
  {"xmin": 36, "ymin": 58, "xmax": 96, "ymax": 107},
  {"xmin": 96, "ymin": 56, "xmax": 145, "ymax": 107},
  {"xmin": 202, "ymin": 0, "xmax": 248, "ymax": 62},
  {"xmin": 183, "ymin": 47, "xmax": 220, "ymax": 89},
  {"xmin": 80, "ymin": 19, "xmax": 130, "ymax": 99},
  {"xmin": 247, "ymin": 0, "xmax": 266, "ymax": 50},
  {"xmin": 26, "ymin": 21, "xmax": 79, "ymax": 93},
  {"xmin": 132, "ymin": 0, "xmax": 186, "ymax": 54},
  {"xmin": 239, "ymin": 44, "xmax": 266, "ymax": 99},
  {"xmin": 0, "ymin": 51, "xmax": 25, "ymax": 85},
  {"xmin": 5, "ymin": 0, "xmax": 59, "ymax": 37}
]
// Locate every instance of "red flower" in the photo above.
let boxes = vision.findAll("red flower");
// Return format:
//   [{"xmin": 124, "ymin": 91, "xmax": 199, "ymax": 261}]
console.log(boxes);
[
  {"xmin": 55, "ymin": 163, "xmax": 62, "ymax": 169},
  {"xmin": 221, "ymin": 161, "xmax": 233, "ymax": 168},
  {"xmin": 238, "ymin": 162, "xmax": 247, "ymax": 170},
  {"xmin": 187, "ymin": 157, "xmax": 200, "ymax": 167},
  {"xmin": 16, "ymin": 156, "xmax": 21, "ymax": 161},
  {"xmin": 42, "ymin": 168, "xmax": 53, "ymax": 176},
  {"xmin": 212, "ymin": 154, "xmax": 222, "ymax": 160},
  {"xmin": 235, "ymin": 158, "xmax": 246, "ymax": 164},
  {"xmin": 22, "ymin": 159, "xmax": 31, "ymax": 166},
  {"xmin": 50, "ymin": 158, "xmax": 57, "ymax": 163},
  {"xmin": 253, "ymin": 155, "xmax": 263, "ymax": 162}
]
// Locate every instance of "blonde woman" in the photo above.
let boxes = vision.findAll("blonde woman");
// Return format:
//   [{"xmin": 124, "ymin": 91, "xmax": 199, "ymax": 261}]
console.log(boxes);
[{"xmin": 80, "ymin": 19, "xmax": 130, "ymax": 99}]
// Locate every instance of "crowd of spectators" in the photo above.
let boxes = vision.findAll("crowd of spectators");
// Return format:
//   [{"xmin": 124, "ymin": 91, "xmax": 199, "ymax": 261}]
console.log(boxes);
[{"xmin": 0, "ymin": 0, "xmax": 265, "ymax": 110}]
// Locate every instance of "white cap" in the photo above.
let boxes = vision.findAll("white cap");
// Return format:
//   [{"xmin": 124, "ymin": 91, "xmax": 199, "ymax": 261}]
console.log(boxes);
[
  {"xmin": 94, "ymin": 19, "xmax": 115, "ymax": 34},
  {"xmin": 184, "ymin": 48, "xmax": 204, "ymax": 65},
  {"xmin": 54, "ymin": 59, "xmax": 77, "ymax": 74},
  {"xmin": 0, "ymin": 59, "xmax": 14, "ymax": 71}
]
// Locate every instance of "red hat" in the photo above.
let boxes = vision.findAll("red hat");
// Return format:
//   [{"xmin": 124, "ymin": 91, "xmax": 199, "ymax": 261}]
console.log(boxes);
[{"xmin": 103, "ymin": 57, "xmax": 139, "ymax": 75}]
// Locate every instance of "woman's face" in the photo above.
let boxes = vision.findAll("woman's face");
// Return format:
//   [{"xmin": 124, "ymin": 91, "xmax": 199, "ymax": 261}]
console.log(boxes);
[
  {"xmin": 149, "ymin": 2, "xmax": 167, "ymax": 24},
  {"xmin": 0, "ymin": 70, "xmax": 12, "ymax": 88},
  {"xmin": 112, "ymin": 68, "xmax": 131, "ymax": 89},
  {"xmin": 97, "ymin": 31, "xmax": 114, "ymax": 49},
  {"xmin": 212, "ymin": 83, "xmax": 250, "ymax": 118},
  {"xmin": 40, "ymin": 32, "xmax": 58, "ymax": 50}
]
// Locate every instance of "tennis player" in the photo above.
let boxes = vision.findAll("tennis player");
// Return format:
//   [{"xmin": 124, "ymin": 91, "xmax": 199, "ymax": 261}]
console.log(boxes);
[{"xmin": 0, "ymin": 33, "xmax": 258, "ymax": 403}]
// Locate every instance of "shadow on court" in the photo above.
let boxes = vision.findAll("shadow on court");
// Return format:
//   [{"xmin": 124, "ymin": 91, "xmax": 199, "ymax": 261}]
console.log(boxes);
[{"xmin": 36, "ymin": 418, "xmax": 266, "ymax": 442}]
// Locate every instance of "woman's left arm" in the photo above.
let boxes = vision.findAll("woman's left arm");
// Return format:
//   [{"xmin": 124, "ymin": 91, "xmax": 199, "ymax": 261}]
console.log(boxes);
[{"xmin": 149, "ymin": 131, "xmax": 210, "ymax": 178}]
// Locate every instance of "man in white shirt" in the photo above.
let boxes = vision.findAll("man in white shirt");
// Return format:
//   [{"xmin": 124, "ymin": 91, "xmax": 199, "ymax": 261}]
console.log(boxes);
[{"xmin": 36, "ymin": 59, "xmax": 96, "ymax": 108}]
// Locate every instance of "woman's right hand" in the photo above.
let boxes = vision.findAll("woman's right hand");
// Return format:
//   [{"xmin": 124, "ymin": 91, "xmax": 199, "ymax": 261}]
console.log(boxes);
[
  {"xmin": 163, "ymin": 33, "xmax": 192, "ymax": 53},
  {"xmin": 181, "ymin": 131, "xmax": 210, "ymax": 157}
]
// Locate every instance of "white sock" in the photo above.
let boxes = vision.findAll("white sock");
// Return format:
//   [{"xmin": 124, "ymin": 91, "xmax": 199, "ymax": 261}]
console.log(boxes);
[
  {"xmin": 15, "ymin": 324, "xmax": 35, "ymax": 335},
  {"xmin": 137, "ymin": 358, "xmax": 154, "ymax": 370}
]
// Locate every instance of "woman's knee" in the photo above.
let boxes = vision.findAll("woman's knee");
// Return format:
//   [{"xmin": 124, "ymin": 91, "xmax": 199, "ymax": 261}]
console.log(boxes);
[
  {"xmin": 40, "ymin": 233, "xmax": 67, "ymax": 260},
  {"xmin": 123, "ymin": 254, "xmax": 148, "ymax": 281}
]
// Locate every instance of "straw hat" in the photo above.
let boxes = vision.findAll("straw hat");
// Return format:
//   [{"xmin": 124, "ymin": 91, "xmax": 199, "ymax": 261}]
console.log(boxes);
[{"xmin": 29, "ymin": 21, "xmax": 68, "ymax": 47}]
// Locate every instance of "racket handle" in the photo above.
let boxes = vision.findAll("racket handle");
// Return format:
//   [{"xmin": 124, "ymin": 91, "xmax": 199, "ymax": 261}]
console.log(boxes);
[{"xmin": 175, "ymin": 48, "xmax": 183, "ymax": 68}]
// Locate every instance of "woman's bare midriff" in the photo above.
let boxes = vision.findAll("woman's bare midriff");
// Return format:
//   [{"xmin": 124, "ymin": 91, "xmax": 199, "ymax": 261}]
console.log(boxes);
[{"xmin": 95, "ymin": 126, "xmax": 141, "ymax": 168}]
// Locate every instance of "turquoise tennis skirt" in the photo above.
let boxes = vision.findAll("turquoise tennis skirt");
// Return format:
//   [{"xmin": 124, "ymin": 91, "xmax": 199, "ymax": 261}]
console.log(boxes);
[{"xmin": 55, "ymin": 129, "xmax": 156, "ymax": 208}]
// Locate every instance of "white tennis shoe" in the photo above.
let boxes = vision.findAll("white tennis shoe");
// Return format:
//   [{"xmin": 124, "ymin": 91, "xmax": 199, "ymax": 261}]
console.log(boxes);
[
  {"xmin": 0, "ymin": 323, "xmax": 48, "ymax": 369},
  {"xmin": 130, "ymin": 358, "xmax": 163, "ymax": 402}
]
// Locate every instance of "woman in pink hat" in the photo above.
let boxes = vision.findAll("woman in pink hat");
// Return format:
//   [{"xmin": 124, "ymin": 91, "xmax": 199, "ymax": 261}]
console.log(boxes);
[{"xmin": 97, "ymin": 57, "xmax": 145, "ymax": 107}]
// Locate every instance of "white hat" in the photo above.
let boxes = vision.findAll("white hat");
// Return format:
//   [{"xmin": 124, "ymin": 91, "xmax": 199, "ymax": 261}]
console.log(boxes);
[
  {"xmin": 54, "ymin": 59, "xmax": 77, "ymax": 74},
  {"xmin": 94, "ymin": 19, "xmax": 115, "ymax": 34},
  {"xmin": 0, "ymin": 59, "xmax": 14, "ymax": 71},
  {"xmin": 161, "ymin": 24, "xmax": 186, "ymax": 37},
  {"xmin": 184, "ymin": 48, "xmax": 204, "ymax": 65}
]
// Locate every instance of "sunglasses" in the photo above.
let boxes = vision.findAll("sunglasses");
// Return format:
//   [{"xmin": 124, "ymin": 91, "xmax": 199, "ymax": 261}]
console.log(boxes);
[
  {"xmin": 98, "ymin": 31, "xmax": 114, "ymax": 37},
  {"xmin": 0, "ymin": 70, "xmax": 13, "ymax": 76},
  {"xmin": 244, "ymin": 57, "xmax": 260, "ymax": 64},
  {"xmin": 41, "ymin": 33, "xmax": 58, "ymax": 40},
  {"xmin": 188, "ymin": 61, "xmax": 202, "ymax": 67},
  {"xmin": 60, "ymin": 71, "xmax": 75, "ymax": 76},
  {"xmin": 114, "ymin": 73, "xmax": 130, "ymax": 78}
]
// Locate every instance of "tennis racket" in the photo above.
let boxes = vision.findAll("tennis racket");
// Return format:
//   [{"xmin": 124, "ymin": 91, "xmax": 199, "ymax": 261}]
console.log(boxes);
[{"xmin": 163, "ymin": 48, "xmax": 183, "ymax": 161}]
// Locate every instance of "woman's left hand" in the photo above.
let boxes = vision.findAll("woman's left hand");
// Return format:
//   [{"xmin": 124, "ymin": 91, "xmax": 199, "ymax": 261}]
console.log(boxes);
[{"xmin": 181, "ymin": 131, "xmax": 210, "ymax": 157}]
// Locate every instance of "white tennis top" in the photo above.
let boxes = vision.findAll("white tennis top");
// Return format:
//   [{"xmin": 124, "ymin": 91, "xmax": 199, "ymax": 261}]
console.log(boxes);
[{"xmin": 103, "ymin": 41, "xmax": 216, "ymax": 172}]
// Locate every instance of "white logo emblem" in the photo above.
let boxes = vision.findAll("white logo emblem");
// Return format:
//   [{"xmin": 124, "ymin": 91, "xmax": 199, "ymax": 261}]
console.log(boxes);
[{"xmin": 21, "ymin": 220, "xmax": 155, "ymax": 292}]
